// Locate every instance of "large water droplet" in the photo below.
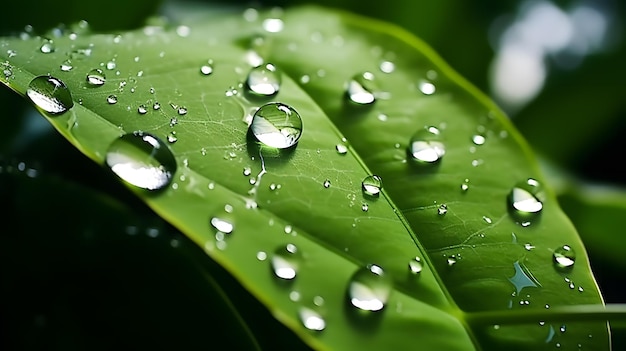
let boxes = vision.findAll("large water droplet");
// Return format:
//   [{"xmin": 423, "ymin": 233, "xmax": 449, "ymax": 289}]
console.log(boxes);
[
  {"xmin": 508, "ymin": 178, "xmax": 545, "ymax": 223},
  {"xmin": 26, "ymin": 75, "xmax": 73, "ymax": 115},
  {"xmin": 271, "ymin": 243, "xmax": 301, "ymax": 280},
  {"xmin": 345, "ymin": 72, "xmax": 377, "ymax": 105},
  {"xmin": 348, "ymin": 264, "xmax": 392, "ymax": 312},
  {"xmin": 508, "ymin": 260, "xmax": 541, "ymax": 294},
  {"xmin": 408, "ymin": 257, "xmax": 423, "ymax": 274},
  {"xmin": 105, "ymin": 131, "xmax": 177, "ymax": 191},
  {"xmin": 250, "ymin": 102, "xmax": 302, "ymax": 149},
  {"xmin": 553, "ymin": 245, "xmax": 576, "ymax": 270},
  {"xmin": 361, "ymin": 175, "xmax": 382, "ymax": 197},
  {"xmin": 245, "ymin": 63, "xmax": 281, "ymax": 98},
  {"xmin": 86, "ymin": 68, "xmax": 106, "ymax": 86},
  {"xmin": 408, "ymin": 126, "xmax": 445, "ymax": 164},
  {"xmin": 299, "ymin": 307, "xmax": 325, "ymax": 331}
]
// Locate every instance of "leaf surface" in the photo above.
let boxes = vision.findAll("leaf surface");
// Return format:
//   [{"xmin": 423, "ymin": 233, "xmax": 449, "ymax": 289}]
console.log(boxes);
[{"xmin": 0, "ymin": 5, "xmax": 610, "ymax": 350}]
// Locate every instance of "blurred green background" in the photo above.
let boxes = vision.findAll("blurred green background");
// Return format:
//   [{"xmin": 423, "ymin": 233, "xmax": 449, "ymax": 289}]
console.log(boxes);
[{"xmin": 1, "ymin": 0, "xmax": 625, "ymax": 348}]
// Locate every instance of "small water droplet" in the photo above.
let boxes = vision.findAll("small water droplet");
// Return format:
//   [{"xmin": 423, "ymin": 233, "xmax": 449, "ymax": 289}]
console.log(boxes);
[
  {"xmin": 262, "ymin": 18, "xmax": 284, "ymax": 33},
  {"xmin": 408, "ymin": 126, "xmax": 445, "ymax": 164},
  {"xmin": 40, "ymin": 39, "xmax": 55, "ymax": 53},
  {"xmin": 408, "ymin": 257, "xmax": 423, "ymax": 274},
  {"xmin": 284, "ymin": 225, "xmax": 293, "ymax": 234},
  {"xmin": 418, "ymin": 80, "xmax": 436, "ymax": 95},
  {"xmin": 271, "ymin": 243, "xmax": 300, "ymax": 280},
  {"xmin": 361, "ymin": 175, "xmax": 382, "ymax": 197},
  {"xmin": 379, "ymin": 60, "xmax": 395, "ymax": 73},
  {"xmin": 348, "ymin": 264, "xmax": 392, "ymax": 312},
  {"xmin": 553, "ymin": 245, "xmax": 575, "ymax": 269},
  {"xmin": 323, "ymin": 179, "xmax": 331, "ymax": 188},
  {"xmin": 177, "ymin": 106, "xmax": 187, "ymax": 115},
  {"xmin": 483, "ymin": 216, "xmax": 492, "ymax": 224},
  {"xmin": 361, "ymin": 203, "xmax": 369, "ymax": 212},
  {"xmin": 137, "ymin": 104, "xmax": 148, "ymax": 114},
  {"xmin": 60, "ymin": 60, "xmax": 73, "ymax": 72},
  {"xmin": 26, "ymin": 75, "xmax": 73, "ymax": 115},
  {"xmin": 508, "ymin": 178, "xmax": 545, "ymax": 223},
  {"xmin": 250, "ymin": 102, "xmax": 302, "ymax": 149},
  {"xmin": 243, "ymin": 166, "xmax": 252, "ymax": 176},
  {"xmin": 472, "ymin": 134, "xmax": 486, "ymax": 145},
  {"xmin": 447, "ymin": 256, "xmax": 457, "ymax": 266},
  {"xmin": 438, "ymin": 204, "xmax": 448, "ymax": 215},
  {"xmin": 524, "ymin": 243, "xmax": 535, "ymax": 251},
  {"xmin": 153, "ymin": 102, "xmax": 161, "ymax": 110},
  {"xmin": 256, "ymin": 251, "xmax": 267, "ymax": 261},
  {"xmin": 86, "ymin": 68, "xmax": 106, "ymax": 86},
  {"xmin": 105, "ymin": 131, "xmax": 177, "ymax": 191},
  {"xmin": 211, "ymin": 216, "xmax": 234, "ymax": 234},
  {"xmin": 245, "ymin": 63, "xmax": 281, "ymax": 98},
  {"xmin": 200, "ymin": 62, "xmax": 214, "ymax": 75},
  {"xmin": 335, "ymin": 143, "xmax": 348, "ymax": 155},
  {"xmin": 299, "ymin": 307, "xmax": 325, "ymax": 331},
  {"xmin": 345, "ymin": 72, "xmax": 377, "ymax": 105}
]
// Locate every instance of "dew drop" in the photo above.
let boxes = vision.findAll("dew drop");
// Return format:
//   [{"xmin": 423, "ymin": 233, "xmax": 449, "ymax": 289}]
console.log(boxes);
[
  {"xmin": 86, "ymin": 68, "xmax": 106, "ymax": 86},
  {"xmin": 361, "ymin": 203, "xmax": 369, "ymax": 212},
  {"xmin": 472, "ymin": 134, "xmax": 486, "ymax": 145},
  {"xmin": 408, "ymin": 257, "xmax": 423, "ymax": 274},
  {"xmin": 245, "ymin": 63, "xmax": 281, "ymax": 98},
  {"xmin": 361, "ymin": 175, "xmax": 382, "ymax": 197},
  {"xmin": 418, "ymin": 80, "xmax": 436, "ymax": 95},
  {"xmin": 105, "ymin": 131, "xmax": 177, "ymax": 191},
  {"xmin": 26, "ymin": 75, "xmax": 73, "ymax": 115},
  {"xmin": 508, "ymin": 178, "xmax": 545, "ymax": 223},
  {"xmin": 553, "ymin": 245, "xmax": 576, "ymax": 269},
  {"xmin": 166, "ymin": 132, "xmax": 177, "ymax": 144},
  {"xmin": 438, "ymin": 204, "xmax": 448, "ymax": 216},
  {"xmin": 40, "ymin": 39, "xmax": 55, "ymax": 53},
  {"xmin": 447, "ymin": 256, "xmax": 457, "ymax": 266},
  {"xmin": 200, "ymin": 63, "xmax": 214, "ymax": 75},
  {"xmin": 107, "ymin": 95, "xmax": 118, "ymax": 104},
  {"xmin": 348, "ymin": 264, "xmax": 392, "ymax": 312},
  {"xmin": 335, "ymin": 143, "xmax": 348, "ymax": 155},
  {"xmin": 153, "ymin": 102, "xmax": 161, "ymax": 110},
  {"xmin": 323, "ymin": 179, "xmax": 331, "ymax": 188},
  {"xmin": 299, "ymin": 307, "xmax": 325, "ymax": 331},
  {"xmin": 345, "ymin": 72, "xmax": 376, "ymax": 105},
  {"xmin": 408, "ymin": 126, "xmax": 445, "ymax": 164},
  {"xmin": 60, "ymin": 60, "xmax": 73, "ymax": 72},
  {"xmin": 243, "ymin": 167, "xmax": 252, "ymax": 176},
  {"xmin": 137, "ymin": 104, "xmax": 148, "ymax": 114},
  {"xmin": 271, "ymin": 243, "xmax": 301, "ymax": 280},
  {"xmin": 250, "ymin": 102, "xmax": 302, "ymax": 149},
  {"xmin": 211, "ymin": 217, "xmax": 234, "ymax": 234}
]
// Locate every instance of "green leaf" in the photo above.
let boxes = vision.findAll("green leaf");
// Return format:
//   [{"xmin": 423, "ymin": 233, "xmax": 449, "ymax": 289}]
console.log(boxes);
[{"xmin": 0, "ymin": 4, "xmax": 614, "ymax": 350}]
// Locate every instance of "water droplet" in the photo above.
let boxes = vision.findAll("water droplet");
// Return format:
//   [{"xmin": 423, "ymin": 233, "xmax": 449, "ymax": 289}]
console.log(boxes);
[
  {"xmin": 153, "ymin": 102, "xmax": 161, "ymax": 110},
  {"xmin": 361, "ymin": 203, "xmax": 369, "ymax": 212},
  {"xmin": 177, "ymin": 106, "xmax": 187, "ymax": 115},
  {"xmin": 271, "ymin": 243, "xmax": 300, "ymax": 280},
  {"xmin": 107, "ymin": 95, "xmax": 118, "ymax": 104},
  {"xmin": 524, "ymin": 243, "xmax": 535, "ymax": 251},
  {"xmin": 447, "ymin": 256, "xmax": 457, "ymax": 266},
  {"xmin": 245, "ymin": 63, "xmax": 281, "ymax": 98},
  {"xmin": 418, "ymin": 80, "xmax": 436, "ymax": 95},
  {"xmin": 483, "ymin": 216, "xmax": 492, "ymax": 224},
  {"xmin": 137, "ymin": 104, "xmax": 148, "ymax": 114},
  {"xmin": 26, "ymin": 75, "xmax": 73, "ymax": 115},
  {"xmin": 553, "ymin": 245, "xmax": 575, "ymax": 269},
  {"xmin": 323, "ymin": 179, "xmax": 331, "ymax": 188},
  {"xmin": 60, "ymin": 60, "xmax": 73, "ymax": 72},
  {"xmin": 250, "ymin": 102, "xmax": 302, "ymax": 149},
  {"xmin": 345, "ymin": 72, "xmax": 377, "ymax": 105},
  {"xmin": 348, "ymin": 264, "xmax": 391, "ymax": 312},
  {"xmin": 408, "ymin": 126, "xmax": 445, "ymax": 164},
  {"xmin": 86, "ymin": 68, "xmax": 106, "ymax": 86},
  {"xmin": 105, "ymin": 131, "xmax": 177, "ymax": 191},
  {"xmin": 40, "ymin": 39, "xmax": 55, "ymax": 53},
  {"xmin": 200, "ymin": 63, "xmax": 214, "ymax": 75},
  {"xmin": 438, "ymin": 204, "xmax": 448, "ymax": 215},
  {"xmin": 243, "ymin": 167, "xmax": 252, "ymax": 176},
  {"xmin": 472, "ymin": 134, "xmax": 486, "ymax": 145},
  {"xmin": 335, "ymin": 143, "xmax": 348, "ymax": 155},
  {"xmin": 211, "ymin": 217, "xmax": 234, "ymax": 234},
  {"xmin": 299, "ymin": 307, "xmax": 325, "ymax": 331},
  {"xmin": 508, "ymin": 178, "xmax": 545, "ymax": 223},
  {"xmin": 379, "ymin": 60, "xmax": 395, "ymax": 73},
  {"xmin": 361, "ymin": 175, "xmax": 382, "ymax": 197},
  {"xmin": 262, "ymin": 18, "xmax": 284, "ymax": 33},
  {"xmin": 408, "ymin": 257, "xmax": 423, "ymax": 274}
]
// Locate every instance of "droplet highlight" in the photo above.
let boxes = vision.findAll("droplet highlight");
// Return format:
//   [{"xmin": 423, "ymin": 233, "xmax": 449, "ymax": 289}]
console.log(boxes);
[
  {"xmin": 361, "ymin": 175, "xmax": 382, "ymax": 197},
  {"xmin": 105, "ymin": 131, "xmax": 177, "ymax": 191},
  {"xmin": 345, "ymin": 72, "xmax": 377, "ymax": 105},
  {"xmin": 245, "ymin": 63, "xmax": 281, "ymax": 98},
  {"xmin": 553, "ymin": 245, "xmax": 576, "ymax": 270},
  {"xmin": 508, "ymin": 178, "xmax": 545, "ymax": 223},
  {"xmin": 86, "ymin": 68, "xmax": 106, "ymax": 86},
  {"xmin": 271, "ymin": 243, "xmax": 301, "ymax": 280},
  {"xmin": 408, "ymin": 126, "xmax": 445, "ymax": 164},
  {"xmin": 348, "ymin": 264, "xmax": 391, "ymax": 312},
  {"xmin": 250, "ymin": 102, "xmax": 302, "ymax": 149},
  {"xmin": 26, "ymin": 75, "xmax": 73, "ymax": 115}
]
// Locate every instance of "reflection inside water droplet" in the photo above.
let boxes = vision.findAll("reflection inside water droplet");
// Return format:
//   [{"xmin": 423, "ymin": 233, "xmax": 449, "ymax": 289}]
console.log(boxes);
[
  {"xmin": 348, "ymin": 264, "xmax": 391, "ymax": 312},
  {"xmin": 271, "ymin": 243, "xmax": 301, "ymax": 280},
  {"xmin": 250, "ymin": 102, "xmax": 302, "ymax": 149},
  {"xmin": 245, "ymin": 63, "xmax": 281, "ymax": 97},
  {"xmin": 345, "ymin": 72, "xmax": 377, "ymax": 105},
  {"xmin": 26, "ymin": 75, "xmax": 73, "ymax": 115},
  {"xmin": 105, "ymin": 131, "xmax": 177, "ymax": 191},
  {"xmin": 408, "ymin": 126, "xmax": 445, "ymax": 164},
  {"xmin": 553, "ymin": 245, "xmax": 575, "ymax": 270},
  {"xmin": 361, "ymin": 175, "xmax": 382, "ymax": 197}
]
